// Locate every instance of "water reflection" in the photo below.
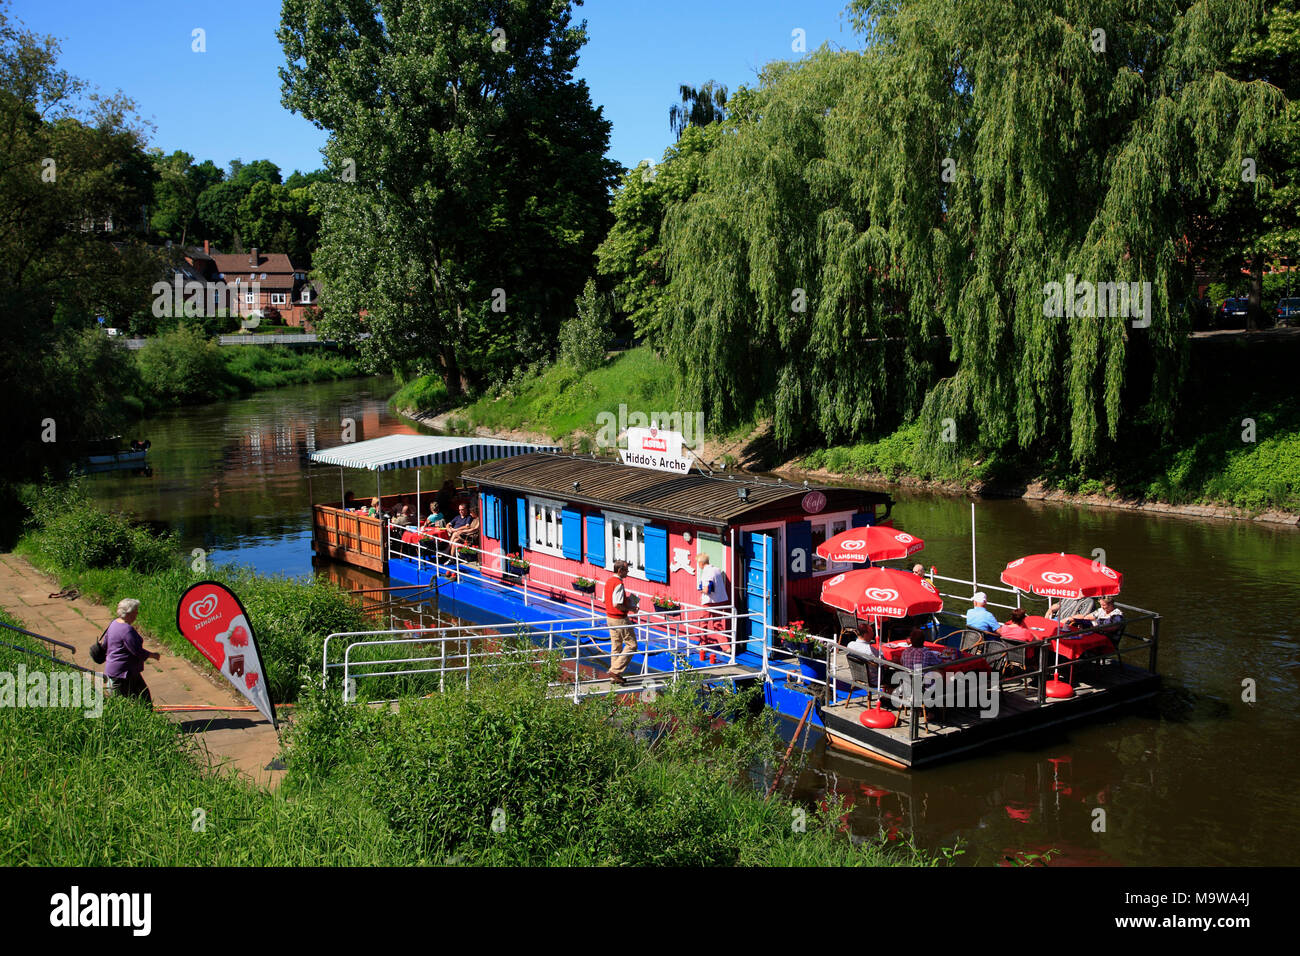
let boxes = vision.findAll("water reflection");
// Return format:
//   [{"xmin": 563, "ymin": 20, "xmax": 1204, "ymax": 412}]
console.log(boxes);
[{"xmin": 83, "ymin": 378, "xmax": 1300, "ymax": 866}]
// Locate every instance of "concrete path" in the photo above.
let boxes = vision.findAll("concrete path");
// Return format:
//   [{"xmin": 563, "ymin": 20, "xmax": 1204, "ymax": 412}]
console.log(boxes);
[{"xmin": 0, "ymin": 553, "xmax": 285, "ymax": 788}]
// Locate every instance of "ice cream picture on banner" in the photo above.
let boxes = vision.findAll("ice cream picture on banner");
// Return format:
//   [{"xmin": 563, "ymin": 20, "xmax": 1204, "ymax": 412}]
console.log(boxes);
[{"xmin": 175, "ymin": 581, "xmax": 278, "ymax": 727}]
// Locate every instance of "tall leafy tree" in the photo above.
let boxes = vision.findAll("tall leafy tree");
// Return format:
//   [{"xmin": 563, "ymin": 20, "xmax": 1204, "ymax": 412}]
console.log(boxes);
[
  {"xmin": 0, "ymin": 2, "xmax": 159, "ymax": 474},
  {"xmin": 278, "ymin": 0, "xmax": 618, "ymax": 391},
  {"xmin": 668, "ymin": 80, "xmax": 728, "ymax": 140}
]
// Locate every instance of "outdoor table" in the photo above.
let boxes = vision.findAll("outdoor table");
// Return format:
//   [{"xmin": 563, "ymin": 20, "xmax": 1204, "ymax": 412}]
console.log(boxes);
[
  {"xmin": 880, "ymin": 640, "xmax": 991, "ymax": 674},
  {"xmin": 1051, "ymin": 630, "xmax": 1114, "ymax": 661},
  {"xmin": 1023, "ymin": 615, "xmax": 1061, "ymax": 639}
]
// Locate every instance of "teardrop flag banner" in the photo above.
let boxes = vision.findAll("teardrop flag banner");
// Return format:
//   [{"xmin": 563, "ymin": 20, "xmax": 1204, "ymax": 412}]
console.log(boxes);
[{"xmin": 176, "ymin": 581, "xmax": 277, "ymax": 728}]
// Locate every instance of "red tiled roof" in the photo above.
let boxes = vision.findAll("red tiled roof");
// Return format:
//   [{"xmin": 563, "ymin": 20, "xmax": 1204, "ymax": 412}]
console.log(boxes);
[{"xmin": 210, "ymin": 251, "xmax": 297, "ymax": 277}]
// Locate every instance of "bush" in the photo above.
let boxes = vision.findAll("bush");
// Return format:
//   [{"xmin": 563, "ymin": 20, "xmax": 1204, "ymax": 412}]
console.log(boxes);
[
  {"xmin": 135, "ymin": 325, "xmax": 232, "ymax": 405},
  {"xmin": 557, "ymin": 278, "xmax": 611, "ymax": 374},
  {"xmin": 21, "ymin": 480, "xmax": 173, "ymax": 573}
]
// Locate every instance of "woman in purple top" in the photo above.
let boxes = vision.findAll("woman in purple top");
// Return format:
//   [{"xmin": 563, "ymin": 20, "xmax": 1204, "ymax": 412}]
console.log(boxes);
[{"xmin": 103, "ymin": 598, "xmax": 160, "ymax": 702}]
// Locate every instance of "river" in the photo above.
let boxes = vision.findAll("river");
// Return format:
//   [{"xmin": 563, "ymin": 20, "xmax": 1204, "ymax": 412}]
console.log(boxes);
[{"xmin": 84, "ymin": 377, "xmax": 1300, "ymax": 866}]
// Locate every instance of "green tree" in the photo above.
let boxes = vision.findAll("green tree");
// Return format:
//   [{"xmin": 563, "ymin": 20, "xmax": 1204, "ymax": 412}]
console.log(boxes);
[
  {"xmin": 596, "ymin": 122, "xmax": 719, "ymax": 339},
  {"xmin": 668, "ymin": 80, "xmax": 728, "ymax": 140},
  {"xmin": 237, "ymin": 180, "xmax": 319, "ymax": 266},
  {"xmin": 278, "ymin": 0, "xmax": 618, "ymax": 393},
  {"xmin": 0, "ymin": 2, "xmax": 161, "ymax": 475},
  {"xmin": 558, "ymin": 278, "xmax": 611, "ymax": 373}
]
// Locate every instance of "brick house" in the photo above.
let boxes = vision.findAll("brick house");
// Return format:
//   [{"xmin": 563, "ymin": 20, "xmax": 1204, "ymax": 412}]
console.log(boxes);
[{"xmin": 177, "ymin": 241, "xmax": 321, "ymax": 329}]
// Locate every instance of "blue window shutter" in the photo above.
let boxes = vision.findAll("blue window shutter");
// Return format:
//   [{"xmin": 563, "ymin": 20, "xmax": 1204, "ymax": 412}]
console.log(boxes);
[
  {"xmin": 585, "ymin": 514, "xmax": 605, "ymax": 567},
  {"xmin": 786, "ymin": 520, "xmax": 812, "ymax": 580},
  {"xmin": 561, "ymin": 508, "xmax": 582, "ymax": 561},
  {"xmin": 516, "ymin": 497, "xmax": 528, "ymax": 551},
  {"xmin": 644, "ymin": 525, "xmax": 668, "ymax": 583},
  {"xmin": 851, "ymin": 511, "xmax": 874, "ymax": 528},
  {"xmin": 481, "ymin": 494, "xmax": 494, "ymax": 539}
]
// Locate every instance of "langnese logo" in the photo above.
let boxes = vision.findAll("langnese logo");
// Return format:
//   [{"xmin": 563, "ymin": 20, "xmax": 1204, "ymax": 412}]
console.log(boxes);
[{"xmin": 50, "ymin": 886, "xmax": 151, "ymax": 936}]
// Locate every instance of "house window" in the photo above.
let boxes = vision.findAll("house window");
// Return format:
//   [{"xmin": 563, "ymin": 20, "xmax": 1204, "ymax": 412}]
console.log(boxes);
[
  {"xmin": 244, "ymin": 292, "xmax": 256, "ymax": 305},
  {"xmin": 301, "ymin": 288, "xmax": 312, "ymax": 303},
  {"xmin": 271, "ymin": 293, "xmax": 287, "ymax": 305},
  {"xmin": 527, "ymin": 496, "xmax": 566, "ymax": 558},
  {"xmin": 809, "ymin": 512, "xmax": 853, "ymax": 574},
  {"xmin": 603, "ymin": 510, "xmax": 647, "ymax": 578}
]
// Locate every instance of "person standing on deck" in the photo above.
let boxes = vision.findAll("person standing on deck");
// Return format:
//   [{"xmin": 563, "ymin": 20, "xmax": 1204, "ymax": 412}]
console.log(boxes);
[
  {"xmin": 604, "ymin": 560, "xmax": 636, "ymax": 685},
  {"xmin": 695, "ymin": 553, "xmax": 731, "ymax": 653}
]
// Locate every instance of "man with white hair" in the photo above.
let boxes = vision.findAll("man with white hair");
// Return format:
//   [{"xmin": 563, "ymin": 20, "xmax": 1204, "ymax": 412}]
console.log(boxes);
[{"xmin": 965, "ymin": 592, "xmax": 1000, "ymax": 633}]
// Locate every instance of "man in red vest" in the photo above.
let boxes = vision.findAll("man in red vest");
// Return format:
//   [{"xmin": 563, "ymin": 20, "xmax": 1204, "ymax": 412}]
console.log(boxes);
[{"xmin": 603, "ymin": 560, "xmax": 635, "ymax": 685}]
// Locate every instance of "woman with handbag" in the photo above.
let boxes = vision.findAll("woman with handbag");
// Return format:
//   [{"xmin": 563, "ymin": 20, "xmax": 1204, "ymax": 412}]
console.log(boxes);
[{"xmin": 99, "ymin": 598, "xmax": 160, "ymax": 702}]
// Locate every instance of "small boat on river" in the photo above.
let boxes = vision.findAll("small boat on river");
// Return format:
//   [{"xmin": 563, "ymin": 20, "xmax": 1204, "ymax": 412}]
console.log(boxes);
[
  {"xmin": 83, "ymin": 439, "xmax": 151, "ymax": 469},
  {"xmin": 306, "ymin": 434, "xmax": 1161, "ymax": 768}
]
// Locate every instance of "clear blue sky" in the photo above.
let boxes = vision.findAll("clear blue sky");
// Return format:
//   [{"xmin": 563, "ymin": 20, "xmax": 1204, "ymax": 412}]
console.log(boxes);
[{"xmin": 11, "ymin": 0, "xmax": 862, "ymax": 176}]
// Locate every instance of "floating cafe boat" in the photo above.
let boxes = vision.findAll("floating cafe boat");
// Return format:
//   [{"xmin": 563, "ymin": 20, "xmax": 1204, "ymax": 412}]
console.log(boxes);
[{"xmin": 307, "ymin": 432, "xmax": 1161, "ymax": 769}]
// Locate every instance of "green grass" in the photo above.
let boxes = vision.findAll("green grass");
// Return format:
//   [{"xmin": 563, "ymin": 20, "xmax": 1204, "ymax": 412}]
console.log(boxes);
[
  {"xmin": 409, "ymin": 347, "xmax": 689, "ymax": 443},
  {"xmin": 220, "ymin": 345, "xmax": 365, "ymax": 391},
  {"xmin": 388, "ymin": 373, "xmax": 451, "ymax": 415}
]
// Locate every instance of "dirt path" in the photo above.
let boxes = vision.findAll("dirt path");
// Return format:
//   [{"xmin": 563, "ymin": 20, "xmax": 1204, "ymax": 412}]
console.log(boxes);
[{"xmin": 0, "ymin": 553, "xmax": 285, "ymax": 788}]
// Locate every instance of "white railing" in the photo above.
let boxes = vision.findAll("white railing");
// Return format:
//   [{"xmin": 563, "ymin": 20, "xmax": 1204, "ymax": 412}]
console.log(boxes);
[{"xmin": 384, "ymin": 524, "xmax": 743, "ymax": 663}]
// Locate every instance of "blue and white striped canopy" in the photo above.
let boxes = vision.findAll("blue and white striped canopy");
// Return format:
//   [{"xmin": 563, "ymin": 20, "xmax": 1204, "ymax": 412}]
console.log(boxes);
[{"xmin": 309, "ymin": 434, "xmax": 559, "ymax": 472}]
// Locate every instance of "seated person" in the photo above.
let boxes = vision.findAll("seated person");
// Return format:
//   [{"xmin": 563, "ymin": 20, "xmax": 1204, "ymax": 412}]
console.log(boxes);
[
  {"xmin": 965, "ymin": 592, "xmax": 1000, "ymax": 632},
  {"xmin": 391, "ymin": 504, "xmax": 415, "ymax": 528},
  {"xmin": 899, "ymin": 628, "xmax": 943, "ymax": 670},
  {"xmin": 1047, "ymin": 595, "xmax": 1095, "ymax": 625},
  {"xmin": 1076, "ymin": 596, "xmax": 1124, "ymax": 639},
  {"xmin": 447, "ymin": 503, "xmax": 479, "ymax": 547},
  {"xmin": 997, "ymin": 607, "xmax": 1035, "ymax": 642},
  {"xmin": 420, "ymin": 505, "xmax": 446, "ymax": 530},
  {"xmin": 364, "ymin": 496, "xmax": 383, "ymax": 518}
]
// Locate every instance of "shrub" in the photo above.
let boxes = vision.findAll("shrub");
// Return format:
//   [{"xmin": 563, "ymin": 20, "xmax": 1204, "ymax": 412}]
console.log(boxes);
[
  {"xmin": 135, "ymin": 325, "xmax": 231, "ymax": 405},
  {"xmin": 21, "ymin": 480, "xmax": 173, "ymax": 573},
  {"xmin": 558, "ymin": 279, "xmax": 611, "ymax": 374}
]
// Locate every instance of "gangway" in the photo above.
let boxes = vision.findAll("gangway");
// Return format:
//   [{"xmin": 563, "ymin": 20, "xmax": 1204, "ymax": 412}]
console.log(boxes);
[{"xmin": 322, "ymin": 613, "xmax": 765, "ymax": 704}]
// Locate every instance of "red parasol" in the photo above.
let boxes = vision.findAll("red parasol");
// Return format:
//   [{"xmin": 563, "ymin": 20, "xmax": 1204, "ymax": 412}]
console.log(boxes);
[
  {"xmin": 820, "ymin": 568, "xmax": 943, "ymax": 729},
  {"xmin": 816, "ymin": 526, "xmax": 925, "ymax": 564},
  {"xmin": 999, "ymin": 553, "xmax": 1122, "ymax": 599},
  {"xmin": 819, "ymin": 567, "xmax": 944, "ymax": 619}
]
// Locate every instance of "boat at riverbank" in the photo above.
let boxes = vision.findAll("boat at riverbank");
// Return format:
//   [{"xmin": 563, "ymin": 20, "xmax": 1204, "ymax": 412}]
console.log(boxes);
[{"xmin": 307, "ymin": 436, "xmax": 1161, "ymax": 768}]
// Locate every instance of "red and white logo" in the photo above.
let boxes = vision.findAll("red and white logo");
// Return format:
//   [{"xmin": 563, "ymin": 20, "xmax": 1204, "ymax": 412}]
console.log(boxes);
[
  {"xmin": 827, "ymin": 573, "xmax": 846, "ymax": 587},
  {"xmin": 801, "ymin": 491, "xmax": 827, "ymax": 514},
  {"xmin": 1007, "ymin": 558, "xmax": 1025, "ymax": 568},
  {"xmin": 1099, "ymin": 566, "xmax": 1118, "ymax": 579},
  {"xmin": 1042, "ymin": 572, "xmax": 1074, "ymax": 586},
  {"xmin": 921, "ymin": 579, "xmax": 937, "ymax": 593},
  {"xmin": 841, "ymin": 539, "xmax": 866, "ymax": 550},
  {"xmin": 188, "ymin": 594, "xmax": 218, "ymax": 621},
  {"xmin": 895, "ymin": 532, "xmax": 914, "ymax": 543},
  {"xmin": 864, "ymin": 587, "xmax": 900, "ymax": 603}
]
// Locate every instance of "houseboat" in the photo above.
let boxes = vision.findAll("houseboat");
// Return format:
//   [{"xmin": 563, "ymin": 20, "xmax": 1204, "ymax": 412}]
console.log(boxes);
[{"xmin": 308, "ymin": 435, "xmax": 1161, "ymax": 768}]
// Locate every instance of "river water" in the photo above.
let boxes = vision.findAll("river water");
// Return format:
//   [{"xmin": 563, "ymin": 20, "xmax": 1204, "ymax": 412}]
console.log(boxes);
[{"xmin": 84, "ymin": 377, "xmax": 1299, "ymax": 866}]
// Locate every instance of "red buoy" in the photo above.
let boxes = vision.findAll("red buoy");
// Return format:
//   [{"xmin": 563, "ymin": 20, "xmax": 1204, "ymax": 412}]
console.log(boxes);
[{"xmin": 860, "ymin": 707, "xmax": 898, "ymax": 729}]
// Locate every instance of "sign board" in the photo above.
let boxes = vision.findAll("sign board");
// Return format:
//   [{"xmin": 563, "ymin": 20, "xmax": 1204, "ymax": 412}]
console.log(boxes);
[
  {"xmin": 620, "ymin": 425, "xmax": 691, "ymax": 474},
  {"xmin": 175, "ymin": 581, "xmax": 277, "ymax": 727}
]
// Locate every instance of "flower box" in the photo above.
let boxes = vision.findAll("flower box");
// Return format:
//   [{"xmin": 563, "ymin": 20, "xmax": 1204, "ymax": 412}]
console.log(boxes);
[{"xmin": 571, "ymin": 579, "xmax": 596, "ymax": 594}]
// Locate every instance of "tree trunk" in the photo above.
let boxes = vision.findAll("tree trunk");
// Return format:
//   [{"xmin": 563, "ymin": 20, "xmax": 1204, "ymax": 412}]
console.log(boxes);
[{"xmin": 1248, "ymin": 251, "xmax": 1264, "ymax": 331}]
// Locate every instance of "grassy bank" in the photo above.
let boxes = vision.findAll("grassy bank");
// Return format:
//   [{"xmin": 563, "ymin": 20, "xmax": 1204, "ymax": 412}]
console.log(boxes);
[
  {"xmin": 396, "ymin": 347, "xmax": 760, "ymax": 448},
  {"xmin": 130, "ymin": 328, "xmax": 368, "ymax": 414},
  {"xmin": 2, "ymin": 491, "xmax": 944, "ymax": 866},
  {"xmin": 15, "ymin": 482, "xmax": 371, "ymax": 703}
]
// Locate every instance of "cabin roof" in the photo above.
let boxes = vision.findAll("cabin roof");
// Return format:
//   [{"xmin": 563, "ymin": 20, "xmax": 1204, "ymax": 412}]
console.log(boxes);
[
  {"xmin": 462, "ymin": 453, "xmax": 891, "ymax": 528},
  {"xmin": 310, "ymin": 434, "xmax": 560, "ymax": 471}
]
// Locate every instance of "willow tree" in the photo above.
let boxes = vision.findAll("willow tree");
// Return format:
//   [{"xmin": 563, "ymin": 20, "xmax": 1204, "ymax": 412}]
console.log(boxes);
[
  {"xmin": 659, "ymin": 54, "xmax": 944, "ymax": 448},
  {"xmin": 658, "ymin": 0, "xmax": 1285, "ymax": 462},
  {"xmin": 851, "ymin": 0, "xmax": 1284, "ymax": 464},
  {"xmin": 278, "ymin": 0, "xmax": 618, "ymax": 391}
]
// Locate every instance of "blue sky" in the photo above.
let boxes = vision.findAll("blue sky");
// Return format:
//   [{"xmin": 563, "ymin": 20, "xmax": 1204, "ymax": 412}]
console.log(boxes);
[{"xmin": 12, "ymin": 0, "xmax": 861, "ymax": 176}]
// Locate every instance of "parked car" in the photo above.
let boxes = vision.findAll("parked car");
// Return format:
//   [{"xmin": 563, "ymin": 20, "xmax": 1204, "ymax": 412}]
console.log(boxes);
[
  {"xmin": 1275, "ymin": 297, "xmax": 1300, "ymax": 327},
  {"xmin": 1216, "ymin": 298, "xmax": 1251, "ymax": 328}
]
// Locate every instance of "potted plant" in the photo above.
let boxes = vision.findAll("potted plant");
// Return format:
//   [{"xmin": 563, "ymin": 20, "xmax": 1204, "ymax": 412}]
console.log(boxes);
[
  {"xmin": 785, "ymin": 620, "xmax": 811, "ymax": 655},
  {"xmin": 652, "ymin": 595, "xmax": 681, "ymax": 613},
  {"xmin": 456, "ymin": 546, "xmax": 478, "ymax": 562},
  {"xmin": 506, "ymin": 552, "xmax": 530, "ymax": 575},
  {"xmin": 571, "ymin": 577, "xmax": 596, "ymax": 594}
]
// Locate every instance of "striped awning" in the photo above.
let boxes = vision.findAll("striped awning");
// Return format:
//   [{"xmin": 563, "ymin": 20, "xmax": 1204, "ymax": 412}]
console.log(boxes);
[{"xmin": 309, "ymin": 434, "xmax": 560, "ymax": 472}]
